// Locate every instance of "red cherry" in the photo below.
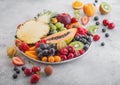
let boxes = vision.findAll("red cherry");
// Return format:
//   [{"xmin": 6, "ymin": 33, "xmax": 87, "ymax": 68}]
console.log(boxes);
[
  {"xmin": 66, "ymin": 25, "xmax": 70, "ymax": 29},
  {"xmin": 67, "ymin": 46, "xmax": 75, "ymax": 53},
  {"xmin": 103, "ymin": 19, "xmax": 109, "ymax": 26},
  {"xmin": 60, "ymin": 48, "xmax": 68, "ymax": 55},
  {"xmin": 60, "ymin": 55, "xmax": 67, "ymax": 60},
  {"xmin": 68, "ymin": 53, "xmax": 74, "ymax": 59},
  {"xmin": 108, "ymin": 22, "xmax": 115, "ymax": 29},
  {"xmin": 24, "ymin": 68, "xmax": 32, "ymax": 76},
  {"xmin": 32, "ymin": 66, "xmax": 40, "ymax": 73},
  {"xmin": 74, "ymin": 51, "xmax": 80, "ymax": 57},
  {"xmin": 79, "ymin": 49, "xmax": 85, "ymax": 55},
  {"xmin": 30, "ymin": 74, "xmax": 40, "ymax": 84},
  {"xmin": 93, "ymin": 34, "xmax": 100, "ymax": 41}
]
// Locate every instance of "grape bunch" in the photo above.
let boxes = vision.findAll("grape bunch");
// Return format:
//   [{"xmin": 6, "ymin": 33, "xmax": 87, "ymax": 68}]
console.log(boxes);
[
  {"xmin": 36, "ymin": 43, "xmax": 56, "ymax": 59},
  {"xmin": 47, "ymin": 18, "xmax": 67, "ymax": 35}
]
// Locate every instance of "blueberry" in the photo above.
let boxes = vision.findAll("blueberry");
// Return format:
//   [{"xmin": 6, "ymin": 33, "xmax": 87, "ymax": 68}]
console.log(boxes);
[
  {"xmin": 87, "ymin": 37, "xmax": 92, "ymax": 43},
  {"xmin": 75, "ymin": 36, "xmax": 80, "ymax": 41},
  {"xmin": 87, "ymin": 31, "xmax": 92, "ymax": 36},
  {"xmin": 21, "ymin": 66, "xmax": 26, "ymax": 71},
  {"xmin": 13, "ymin": 67, "xmax": 18, "ymax": 71},
  {"xmin": 96, "ymin": 22, "xmax": 100, "ymax": 25},
  {"xmin": 16, "ymin": 69, "xmax": 20, "ymax": 74},
  {"xmin": 105, "ymin": 33, "xmax": 109, "ymax": 38},
  {"xmin": 48, "ymin": 48, "xmax": 55, "ymax": 55},
  {"xmin": 80, "ymin": 35, "xmax": 86, "ymax": 38},
  {"xmin": 43, "ymin": 49, "xmax": 49, "ymax": 56},
  {"xmin": 102, "ymin": 28, "xmax": 106, "ymax": 33},
  {"xmin": 38, "ymin": 52, "xmax": 43, "ymax": 59},
  {"xmin": 36, "ymin": 48, "xmax": 42, "ymax": 53},
  {"xmin": 12, "ymin": 74, "xmax": 18, "ymax": 79},
  {"xmin": 40, "ymin": 43, "xmax": 47, "ymax": 50},
  {"xmin": 94, "ymin": 16, "xmax": 99, "ymax": 21},
  {"xmin": 95, "ymin": 0, "xmax": 98, "ymax": 3},
  {"xmin": 80, "ymin": 38, "xmax": 87, "ymax": 44},
  {"xmin": 49, "ymin": 44, "xmax": 56, "ymax": 49},
  {"xmin": 101, "ymin": 42, "xmax": 105, "ymax": 46},
  {"xmin": 84, "ymin": 44, "xmax": 89, "ymax": 51}
]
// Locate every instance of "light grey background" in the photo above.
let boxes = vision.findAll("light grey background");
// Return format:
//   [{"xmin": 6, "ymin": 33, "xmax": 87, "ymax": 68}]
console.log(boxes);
[{"xmin": 0, "ymin": 0, "xmax": 120, "ymax": 85}]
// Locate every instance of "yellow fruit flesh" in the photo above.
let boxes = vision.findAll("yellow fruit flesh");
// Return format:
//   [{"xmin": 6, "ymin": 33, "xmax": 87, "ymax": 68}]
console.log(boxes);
[{"xmin": 16, "ymin": 20, "xmax": 50, "ymax": 44}]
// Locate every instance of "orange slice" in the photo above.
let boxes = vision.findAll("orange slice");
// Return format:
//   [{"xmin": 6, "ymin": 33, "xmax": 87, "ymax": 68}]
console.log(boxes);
[
  {"xmin": 25, "ymin": 51, "xmax": 39, "ymax": 60},
  {"xmin": 72, "ymin": 0, "xmax": 83, "ymax": 10}
]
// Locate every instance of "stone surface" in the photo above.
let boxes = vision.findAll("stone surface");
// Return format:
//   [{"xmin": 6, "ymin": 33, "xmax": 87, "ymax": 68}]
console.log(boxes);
[{"xmin": 0, "ymin": 0, "xmax": 120, "ymax": 85}]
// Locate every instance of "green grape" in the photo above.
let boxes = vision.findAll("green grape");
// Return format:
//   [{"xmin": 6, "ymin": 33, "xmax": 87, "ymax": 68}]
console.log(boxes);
[
  {"xmin": 53, "ymin": 30, "xmax": 58, "ymax": 33},
  {"xmin": 55, "ymin": 22, "xmax": 62, "ymax": 28},
  {"xmin": 60, "ymin": 27, "xmax": 66, "ymax": 31},
  {"xmin": 51, "ymin": 24, "xmax": 57, "ymax": 31},
  {"xmin": 61, "ymin": 23, "xmax": 64, "ymax": 27}
]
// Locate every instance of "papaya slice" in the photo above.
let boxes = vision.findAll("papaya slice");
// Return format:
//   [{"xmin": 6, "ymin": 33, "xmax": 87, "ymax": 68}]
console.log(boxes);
[
  {"xmin": 44, "ymin": 29, "xmax": 77, "ymax": 44},
  {"xmin": 29, "ymin": 46, "xmax": 36, "ymax": 51},
  {"xmin": 25, "ymin": 51, "xmax": 39, "ymax": 60}
]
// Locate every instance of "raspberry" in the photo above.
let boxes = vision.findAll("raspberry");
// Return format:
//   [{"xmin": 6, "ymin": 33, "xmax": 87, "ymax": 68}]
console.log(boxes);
[
  {"xmin": 108, "ymin": 22, "xmax": 115, "ymax": 29},
  {"xmin": 93, "ymin": 34, "xmax": 100, "ymax": 41}
]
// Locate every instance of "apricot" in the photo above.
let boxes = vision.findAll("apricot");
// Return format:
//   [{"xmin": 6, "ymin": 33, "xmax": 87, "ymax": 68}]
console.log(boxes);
[
  {"xmin": 42, "ymin": 57, "xmax": 47, "ymax": 62},
  {"xmin": 83, "ymin": 3, "xmax": 96, "ymax": 17},
  {"xmin": 54, "ymin": 56, "xmax": 61, "ymax": 62},
  {"xmin": 48, "ymin": 56, "xmax": 55, "ymax": 63}
]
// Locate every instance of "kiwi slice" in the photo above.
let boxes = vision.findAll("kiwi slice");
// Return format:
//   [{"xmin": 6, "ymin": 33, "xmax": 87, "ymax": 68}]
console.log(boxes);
[
  {"xmin": 99, "ymin": 2, "xmax": 112, "ymax": 15},
  {"xmin": 69, "ymin": 41, "xmax": 84, "ymax": 50},
  {"xmin": 87, "ymin": 25, "xmax": 98, "ymax": 36}
]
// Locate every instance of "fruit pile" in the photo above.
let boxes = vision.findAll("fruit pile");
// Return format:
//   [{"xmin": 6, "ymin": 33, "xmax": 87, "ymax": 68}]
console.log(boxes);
[{"xmin": 14, "ymin": 0, "xmax": 115, "ymax": 64}]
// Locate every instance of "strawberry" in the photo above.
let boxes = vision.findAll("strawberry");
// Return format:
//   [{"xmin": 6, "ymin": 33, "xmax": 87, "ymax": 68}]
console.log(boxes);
[
  {"xmin": 19, "ymin": 42, "xmax": 29, "ymax": 52},
  {"xmin": 81, "ymin": 16, "xmax": 90, "ymax": 25},
  {"xmin": 30, "ymin": 74, "xmax": 40, "ymax": 84},
  {"xmin": 15, "ymin": 39, "xmax": 22, "ymax": 47},
  {"xmin": 71, "ymin": 17, "xmax": 78, "ymax": 23},
  {"xmin": 12, "ymin": 56, "xmax": 24, "ymax": 66},
  {"xmin": 93, "ymin": 34, "xmax": 100, "ymax": 41}
]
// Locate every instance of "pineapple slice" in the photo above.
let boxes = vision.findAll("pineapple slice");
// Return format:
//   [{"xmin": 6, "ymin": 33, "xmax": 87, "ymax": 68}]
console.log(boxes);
[{"xmin": 16, "ymin": 20, "xmax": 50, "ymax": 44}]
